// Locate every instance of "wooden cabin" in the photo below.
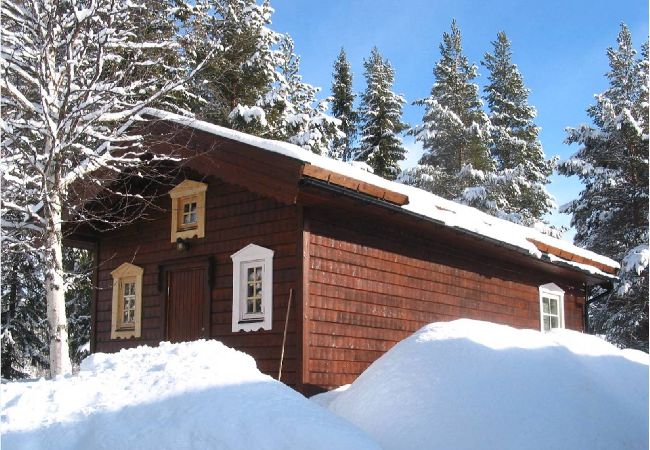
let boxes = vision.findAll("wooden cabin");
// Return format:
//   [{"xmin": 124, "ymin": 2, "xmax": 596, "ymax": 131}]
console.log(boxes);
[{"xmin": 70, "ymin": 109, "xmax": 619, "ymax": 395}]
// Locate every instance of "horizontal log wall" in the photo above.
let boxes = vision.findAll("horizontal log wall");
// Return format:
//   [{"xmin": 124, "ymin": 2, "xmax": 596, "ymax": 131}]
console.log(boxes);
[
  {"xmin": 95, "ymin": 177, "xmax": 301, "ymax": 386},
  {"xmin": 305, "ymin": 208, "xmax": 584, "ymax": 390}
]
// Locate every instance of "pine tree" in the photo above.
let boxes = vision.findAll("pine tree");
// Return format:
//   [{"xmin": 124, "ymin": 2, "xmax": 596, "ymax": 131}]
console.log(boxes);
[
  {"xmin": 357, "ymin": 47, "xmax": 408, "ymax": 179},
  {"xmin": 482, "ymin": 32, "xmax": 556, "ymax": 226},
  {"xmin": 331, "ymin": 48, "xmax": 358, "ymax": 161},
  {"xmin": 182, "ymin": 1, "xmax": 342, "ymax": 154},
  {"xmin": 406, "ymin": 20, "xmax": 496, "ymax": 213},
  {"xmin": 558, "ymin": 24, "xmax": 649, "ymax": 351}
]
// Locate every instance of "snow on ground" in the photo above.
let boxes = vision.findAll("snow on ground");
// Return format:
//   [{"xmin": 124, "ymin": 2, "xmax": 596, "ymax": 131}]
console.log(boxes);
[
  {"xmin": 1, "ymin": 340, "xmax": 380, "ymax": 450},
  {"xmin": 314, "ymin": 319, "xmax": 649, "ymax": 450},
  {"xmin": 309, "ymin": 384, "xmax": 350, "ymax": 409}
]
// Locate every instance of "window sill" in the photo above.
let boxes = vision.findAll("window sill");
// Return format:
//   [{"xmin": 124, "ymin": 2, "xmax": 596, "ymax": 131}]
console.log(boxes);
[
  {"xmin": 111, "ymin": 329, "xmax": 139, "ymax": 339},
  {"xmin": 233, "ymin": 318, "xmax": 271, "ymax": 332},
  {"xmin": 239, "ymin": 318, "xmax": 265, "ymax": 324},
  {"xmin": 172, "ymin": 228, "xmax": 202, "ymax": 241}
]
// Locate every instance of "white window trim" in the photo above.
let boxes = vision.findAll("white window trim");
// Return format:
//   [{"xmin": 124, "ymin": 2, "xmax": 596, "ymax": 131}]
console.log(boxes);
[
  {"xmin": 231, "ymin": 244, "xmax": 274, "ymax": 332},
  {"xmin": 539, "ymin": 283, "xmax": 565, "ymax": 332},
  {"xmin": 110, "ymin": 262, "xmax": 144, "ymax": 339}
]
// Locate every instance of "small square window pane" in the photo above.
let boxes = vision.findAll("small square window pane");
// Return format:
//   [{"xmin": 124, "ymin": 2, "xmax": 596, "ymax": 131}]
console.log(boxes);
[
  {"xmin": 255, "ymin": 298, "xmax": 262, "ymax": 312},
  {"xmin": 550, "ymin": 317, "xmax": 558, "ymax": 329},
  {"xmin": 542, "ymin": 298, "xmax": 549, "ymax": 313},
  {"xmin": 247, "ymin": 284, "xmax": 254, "ymax": 298},
  {"xmin": 543, "ymin": 316, "xmax": 551, "ymax": 331},
  {"xmin": 550, "ymin": 300, "xmax": 558, "ymax": 315},
  {"xmin": 247, "ymin": 298, "xmax": 254, "ymax": 313}
]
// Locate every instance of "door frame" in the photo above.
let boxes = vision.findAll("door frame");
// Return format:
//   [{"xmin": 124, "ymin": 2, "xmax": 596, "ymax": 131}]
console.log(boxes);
[{"xmin": 158, "ymin": 256, "xmax": 214, "ymax": 341}]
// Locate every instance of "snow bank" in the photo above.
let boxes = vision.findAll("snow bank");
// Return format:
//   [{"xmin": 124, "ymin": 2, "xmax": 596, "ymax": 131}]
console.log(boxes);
[
  {"xmin": 1, "ymin": 340, "xmax": 380, "ymax": 450},
  {"xmin": 316, "ymin": 319, "xmax": 648, "ymax": 450},
  {"xmin": 140, "ymin": 108, "xmax": 619, "ymax": 274}
]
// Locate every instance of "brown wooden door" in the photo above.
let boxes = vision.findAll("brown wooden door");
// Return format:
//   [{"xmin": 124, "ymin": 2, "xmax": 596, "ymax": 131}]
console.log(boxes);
[{"xmin": 166, "ymin": 265, "xmax": 208, "ymax": 343}]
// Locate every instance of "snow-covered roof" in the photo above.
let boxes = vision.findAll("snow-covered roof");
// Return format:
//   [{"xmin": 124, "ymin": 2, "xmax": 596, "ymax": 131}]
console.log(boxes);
[{"xmin": 140, "ymin": 108, "xmax": 620, "ymax": 278}]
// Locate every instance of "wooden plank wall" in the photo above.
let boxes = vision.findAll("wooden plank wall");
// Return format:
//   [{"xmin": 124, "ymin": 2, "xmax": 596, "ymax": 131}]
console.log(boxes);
[
  {"xmin": 94, "ymin": 177, "xmax": 301, "ymax": 386},
  {"xmin": 304, "ymin": 208, "xmax": 585, "ymax": 390}
]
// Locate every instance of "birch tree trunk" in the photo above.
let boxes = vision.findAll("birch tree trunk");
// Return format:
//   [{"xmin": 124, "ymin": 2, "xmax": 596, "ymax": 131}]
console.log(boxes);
[{"xmin": 44, "ymin": 185, "xmax": 72, "ymax": 377}]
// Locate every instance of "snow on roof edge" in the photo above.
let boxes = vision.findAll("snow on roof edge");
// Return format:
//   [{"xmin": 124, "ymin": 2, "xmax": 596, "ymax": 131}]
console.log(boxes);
[{"xmin": 140, "ymin": 108, "xmax": 620, "ymax": 273}]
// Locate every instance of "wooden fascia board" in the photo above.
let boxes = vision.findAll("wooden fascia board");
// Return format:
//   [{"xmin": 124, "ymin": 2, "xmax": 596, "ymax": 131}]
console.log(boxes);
[
  {"xmin": 301, "ymin": 164, "xmax": 409, "ymax": 206},
  {"xmin": 527, "ymin": 238, "xmax": 617, "ymax": 275}
]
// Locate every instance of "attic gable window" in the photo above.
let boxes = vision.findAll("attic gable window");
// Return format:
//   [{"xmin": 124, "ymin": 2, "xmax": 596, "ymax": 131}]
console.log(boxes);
[
  {"xmin": 169, "ymin": 180, "xmax": 207, "ymax": 242},
  {"xmin": 231, "ymin": 244, "xmax": 274, "ymax": 332},
  {"xmin": 539, "ymin": 283, "xmax": 565, "ymax": 332},
  {"xmin": 111, "ymin": 262, "xmax": 144, "ymax": 339}
]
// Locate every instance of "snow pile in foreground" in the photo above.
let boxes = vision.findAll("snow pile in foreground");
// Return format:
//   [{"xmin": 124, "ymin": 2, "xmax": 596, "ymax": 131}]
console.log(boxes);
[
  {"xmin": 1, "ymin": 340, "xmax": 379, "ymax": 450},
  {"xmin": 316, "ymin": 319, "xmax": 649, "ymax": 450}
]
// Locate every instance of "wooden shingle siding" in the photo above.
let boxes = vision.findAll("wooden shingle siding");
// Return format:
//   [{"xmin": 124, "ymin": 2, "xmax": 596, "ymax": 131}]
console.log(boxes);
[
  {"xmin": 143, "ymin": 122, "xmax": 304, "ymax": 205},
  {"xmin": 305, "ymin": 208, "xmax": 585, "ymax": 390},
  {"xmin": 94, "ymin": 178, "xmax": 301, "ymax": 386}
]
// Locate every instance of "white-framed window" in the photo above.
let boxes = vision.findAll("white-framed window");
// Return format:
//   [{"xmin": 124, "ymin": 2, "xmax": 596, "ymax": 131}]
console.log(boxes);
[
  {"xmin": 169, "ymin": 180, "xmax": 207, "ymax": 242},
  {"xmin": 539, "ymin": 283, "xmax": 565, "ymax": 332},
  {"xmin": 111, "ymin": 262, "xmax": 144, "ymax": 339},
  {"xmin": 231, "ymin": 244, "xmax": 274, "ymax": 332}
]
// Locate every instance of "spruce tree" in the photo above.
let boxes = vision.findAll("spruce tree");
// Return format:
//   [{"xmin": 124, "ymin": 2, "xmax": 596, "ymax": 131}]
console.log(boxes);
[
  {"xmin": 1, "ymin": 246, "xmax": 92, "ymax": 379},
  {"xmin": 331, "ymin": 48, "xmax": 358, "ymax": 161},
  {"xmin": 482, "ymin": 32, "xmax": 555, "ymax": 226},
  {"xmin": 261, "ymin": 36, "xmax": 344, "ymax": 155},
  {"xmin": 1, "ymin": 248, "xmax": 49, "ymax": 379},
  {"xmin": 406, "ymin": 21, "xmax": 496, "ymax": 213},
  {"xmin": 64, "ymin": 248, "xmax": 93, "ymax": 365},
  {"xmin": 558, "ymin": 24, "xmax": 648, "ymax": 351},
  {"xmin": 182, "ymin": 0, "xmax": 279, "ymax": 128},
  {"xmin": 357, "ymin": 47, "xmax": 408, "ymax": 179}
]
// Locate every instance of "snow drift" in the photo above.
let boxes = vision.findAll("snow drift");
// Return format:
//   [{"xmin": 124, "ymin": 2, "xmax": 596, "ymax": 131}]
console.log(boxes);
[
  {"xmin": 1, "ymin": 340, "xmax": 379, "ymax": 450},
  {"xmin": 317, "ymin": 319, "xmax": 649, "ymax": 450}
]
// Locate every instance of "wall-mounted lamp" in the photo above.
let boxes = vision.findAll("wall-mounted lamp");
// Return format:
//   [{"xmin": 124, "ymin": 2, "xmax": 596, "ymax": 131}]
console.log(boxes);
[{"xmin": 176, "ymin": 237, "xmax": 189, "ymax": 251}]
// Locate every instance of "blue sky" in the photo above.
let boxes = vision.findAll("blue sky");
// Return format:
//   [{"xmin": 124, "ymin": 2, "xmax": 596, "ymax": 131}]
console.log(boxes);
[{"xmin": 270, "ymin": 0, "xmax": 648, "ymax": 240}]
